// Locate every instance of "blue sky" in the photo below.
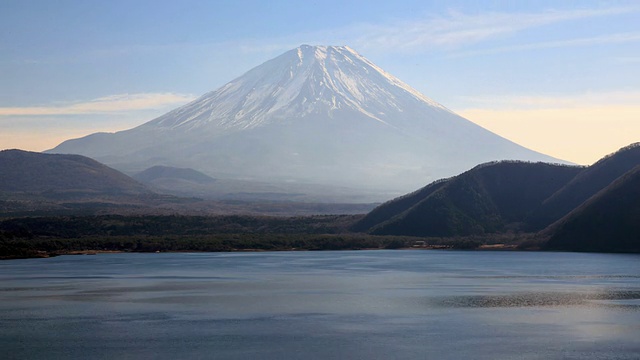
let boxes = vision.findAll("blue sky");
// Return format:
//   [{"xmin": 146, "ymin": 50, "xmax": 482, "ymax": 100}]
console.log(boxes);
[{"xmin": 1, "ymin": 0, "xmax": 639, "ymax": 164}]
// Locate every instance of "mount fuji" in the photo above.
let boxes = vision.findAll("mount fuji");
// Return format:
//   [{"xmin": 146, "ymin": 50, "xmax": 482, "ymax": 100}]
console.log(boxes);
[{"xmin": 49, "ymin": 45, "xmax": 564, "ymax": 200}]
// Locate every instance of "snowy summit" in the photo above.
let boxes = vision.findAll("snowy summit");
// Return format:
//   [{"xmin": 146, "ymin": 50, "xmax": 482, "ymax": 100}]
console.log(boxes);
[{"xmin": 147, "ymin": 45, "xmax": 447, "ymax": 134}]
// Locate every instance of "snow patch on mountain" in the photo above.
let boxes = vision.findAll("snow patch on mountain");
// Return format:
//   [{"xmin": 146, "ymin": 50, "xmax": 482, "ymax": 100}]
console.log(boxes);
[{"xmin": 146, "ymin": 45, "xmax": 448, "ymax": 134}]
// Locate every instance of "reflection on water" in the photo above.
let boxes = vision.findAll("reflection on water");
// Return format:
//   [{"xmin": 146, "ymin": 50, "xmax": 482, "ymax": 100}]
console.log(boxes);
[
  {"xmin": 1, "ymin": 250, "xmax": 639, "ymax": 360},
  {"xmin": 435, "ymin": 290, "xmax": 640, "ymax": 308}
]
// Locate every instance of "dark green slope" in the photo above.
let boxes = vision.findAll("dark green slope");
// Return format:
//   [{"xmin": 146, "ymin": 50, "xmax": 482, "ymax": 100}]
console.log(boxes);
[
  {"xmin": 358, "ymin": 161, "xmax": 581, "ymax": 237},
  {"xmin": 543, "ymin": 165, "xmax": 640, "ymax": 252},
  {"xmin": 526, "ymin": 143, "xmax": 640, "ymax": 230},
  {"xmin": 370, "ymin": 174, "xmax": 498, "ymax": 237},
  {"xmin": 0, "ymin": 149, "xmax": 149, "ymax": 196},
  {"xmin": 349, "ymin": 179, "xmax": 449, "ymax": 232}
]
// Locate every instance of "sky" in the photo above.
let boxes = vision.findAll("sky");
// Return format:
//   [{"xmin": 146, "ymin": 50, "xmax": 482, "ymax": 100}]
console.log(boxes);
[{"xmin": 1, "ymin": 0, "xmax": 639, "ymax": 165}]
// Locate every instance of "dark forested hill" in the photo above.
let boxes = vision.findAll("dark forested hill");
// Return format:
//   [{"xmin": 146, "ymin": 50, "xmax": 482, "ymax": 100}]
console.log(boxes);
[
  {"xmin": 349, "ymin": 178, "xmax": 449, "ymax": 233},
  {"xmin": 353, "ymin": 161, "xmax": 581, "ymax": 237},
  {"xmin": 130, "ymin": 165, "xmax": 219, "ymax": 199},
  {"xmin": 354, "ymin": 143, "xmax": 640, "ymax": 252},
  {"xmin": 0, "ymin": 149, "xmax": 149, "ymax": 196},
  {"xmin": 133, "ymin": 165, "xmax": 216, "ymax": 184},
  {"xmin": 526, "ymin": 143, "xmax": 640, "ymax": 230},
  {"xmin": 0, "ymin": 149, "xmax": 159, "ymax": 216},
  {"xmin": 543, "ymin": 165, "xmax": 640, "ymax": 252}
]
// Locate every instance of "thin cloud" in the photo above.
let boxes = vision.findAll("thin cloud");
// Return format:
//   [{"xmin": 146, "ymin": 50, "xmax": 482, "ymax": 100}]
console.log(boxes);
[
  {"xmin": 0, "ymin": 93, "xmax": 196, "ymax": 116},
  {"xmin": 23, "ymin": 6, "xmax": 637, "ymax": 66},
  {"xmin": 458, "ymin": 91, "xmax": 640, "ymax": 110},
  {"xmin": 452, "ymin": 32, "xmax": 640, "ymax": 57},
  {"xmin": 612, "ymin": 56, "xmax": 640, "ymax": 64},
  {"xmin": 348, "ymin": 6, "xmax": 639, "ymax": 52},
  {"xmin": 166, "ymin": 5, "xmax": 640, "ymax": 59}
]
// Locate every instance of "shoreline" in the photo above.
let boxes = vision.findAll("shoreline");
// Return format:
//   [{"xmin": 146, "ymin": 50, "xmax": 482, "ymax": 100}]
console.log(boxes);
[{"xmin": 1, "ymin": 243, "xmax": 528, "ymax": 260}]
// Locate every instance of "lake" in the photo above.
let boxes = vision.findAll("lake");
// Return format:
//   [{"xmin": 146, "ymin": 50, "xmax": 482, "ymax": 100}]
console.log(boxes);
[{"xmin": 1, "ymin": 250, "xmax": 639, "ymax": 359}]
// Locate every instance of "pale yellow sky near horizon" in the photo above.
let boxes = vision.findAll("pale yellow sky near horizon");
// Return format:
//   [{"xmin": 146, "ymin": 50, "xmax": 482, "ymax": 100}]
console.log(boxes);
[
  {"xmin": 2, "ymin": 115, "xmax": 638, "ymax": 166},
  {"xmin": 459, "ymin": 107, "xmax": 640, "ymax": 165},
  {"xmin": 1, "ymin": 95, "xmax": 638, "ymax": 166}
]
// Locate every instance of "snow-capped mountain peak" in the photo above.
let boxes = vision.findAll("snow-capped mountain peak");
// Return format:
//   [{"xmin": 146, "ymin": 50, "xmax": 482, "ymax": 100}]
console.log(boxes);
[{"xmin": 146, "ymin": 45, "xmax": 448, "ymax": 133}]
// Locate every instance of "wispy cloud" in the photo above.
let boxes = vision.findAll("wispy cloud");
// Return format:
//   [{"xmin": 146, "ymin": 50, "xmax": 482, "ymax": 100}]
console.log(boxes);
[
  {"xmin": 163, "ymin": 5, "xmax": 640, "ymax": 60},
  {"xmin": 452, "ymin": 32, "xmax": 640, "ymax": 57},
  {"xmin": 0, "ymin": 93, "xmax": 196, "ymax": 116},
  {"xmin": 21, "ymin": 6, "xmax": 637, "ymax": 66},
  {"xmin": 458, "ymin": 91, "xmax": 640, "ymax": 110},
  {"xmin": 612, "ymin": 56, "xmax": 640, "ymax": 64},
  {"xmin": 347, "ymin": 6, "xmax": 639, "ymax": 52}
]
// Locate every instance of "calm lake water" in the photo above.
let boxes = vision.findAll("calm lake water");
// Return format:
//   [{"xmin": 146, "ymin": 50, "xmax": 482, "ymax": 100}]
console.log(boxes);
[{"xmin": 1, "ymin": 250, "xmax": 640, "ymax": 359}]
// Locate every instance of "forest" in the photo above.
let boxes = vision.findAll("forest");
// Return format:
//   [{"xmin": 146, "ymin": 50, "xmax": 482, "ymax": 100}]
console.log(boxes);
[{"xmin": 0, "ymin": 214, "xmax": 505, "ymax": 259}]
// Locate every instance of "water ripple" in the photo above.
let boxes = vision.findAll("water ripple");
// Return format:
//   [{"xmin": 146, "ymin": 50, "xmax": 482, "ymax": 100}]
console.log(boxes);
[{"xmin": 433, "ymin": 290, "xmax": 640, "ymax": 309}]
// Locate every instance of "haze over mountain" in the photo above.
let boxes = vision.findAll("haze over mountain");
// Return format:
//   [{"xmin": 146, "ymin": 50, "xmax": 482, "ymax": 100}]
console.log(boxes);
[
  {"xmin": 50, "ymin": 45, "xmax": 564, "ymax": 198},
  {"xmin": 0, "ymin": 150, "xmax": 376, "ymax": 217},
  {"xmin": 133, "ymin": 166, "xmax": 216, "ymax": 185}
]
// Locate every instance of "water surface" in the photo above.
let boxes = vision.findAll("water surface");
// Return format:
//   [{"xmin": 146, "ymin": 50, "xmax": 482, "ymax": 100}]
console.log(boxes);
[{"xmin": 1, "ymin": 250, "xmax": 639, "ymax": 359}]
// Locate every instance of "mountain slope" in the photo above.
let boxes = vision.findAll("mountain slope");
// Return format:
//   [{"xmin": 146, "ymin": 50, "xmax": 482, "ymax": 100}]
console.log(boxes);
[
  {"xmin": 542, "ymin": 165, "xmax": 640, "ymax": 252},
  {"xmin": 355, "ymin": 161, "xmax": 581, "ymax": 237},
  {"xmin": 49, "ymin": 45, "xmax": 564, "ymax": 197},
  {"xmin": 131, "ymin": 165, "xmax": 219, "ymax": 200},
  {"xmin": 133, "ymin": 166, "xmax": 216, "ymax": 185},
  {"xmin": 0, "ymin": 149, "xmax": 148, "ymax": 196},
  {"xmin": 526, "ymin": 143, "xmax": 640, "ymax": 230},
  {"xmin": 350, "ymin": 178, "xmax": 449, "ymax": 233}
]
